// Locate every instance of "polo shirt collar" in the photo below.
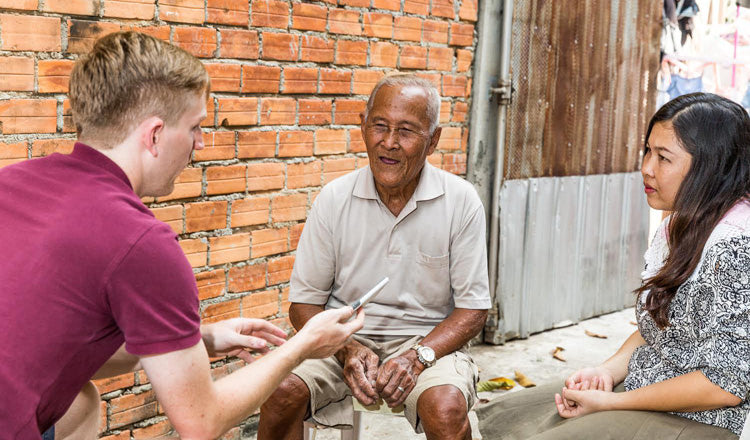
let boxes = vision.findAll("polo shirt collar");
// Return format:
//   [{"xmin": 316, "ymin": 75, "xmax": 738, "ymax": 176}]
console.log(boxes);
[{"xmin": 353, "ymin": 162, "xmax": 444, "ymax": 202}]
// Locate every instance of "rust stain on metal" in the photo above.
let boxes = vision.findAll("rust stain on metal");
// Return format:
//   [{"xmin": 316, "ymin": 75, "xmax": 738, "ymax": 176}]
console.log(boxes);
[{"xmin": 504, "ymin": 0, "xmax": 661, "ymax": 179}]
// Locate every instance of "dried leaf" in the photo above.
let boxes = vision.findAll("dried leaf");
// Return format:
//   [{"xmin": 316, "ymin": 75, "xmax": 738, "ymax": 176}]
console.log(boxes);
[
  {"xmin": 630, "ymin": 321, "xmax": 638, "ymax": 326},
  {"xmin": 584, "ymin": 329, "xmax": 608, "ymax": 339},
  {"xmin": 477, "ymin": 376, "xmax": 516, "ymax": 392},
  {"xmin": 514, "ymin": 370, "xmax": 536, "ymax": 388},
  {"xmin": 552, "ymin": 346, "xmax": 567, "ymax": 362}
]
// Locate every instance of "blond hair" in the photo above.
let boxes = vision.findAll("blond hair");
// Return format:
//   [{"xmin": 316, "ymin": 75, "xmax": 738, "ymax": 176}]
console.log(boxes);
[
  {"xmin": 363, "ymin": 74, "xmax": 441, "ymax": 133},
  {"xmin": 69, "ymin": 31, "xmax": 209, "ymax": 148}
]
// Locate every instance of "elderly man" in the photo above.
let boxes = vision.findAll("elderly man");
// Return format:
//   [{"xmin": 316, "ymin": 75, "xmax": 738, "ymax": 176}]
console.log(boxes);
[{"xmin": 258, "ymin": 75, "xmax": 490, "ymax": 440}]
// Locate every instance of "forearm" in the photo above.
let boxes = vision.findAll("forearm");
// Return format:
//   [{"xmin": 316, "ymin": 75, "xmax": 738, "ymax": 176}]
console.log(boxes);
[
  {"xmin": 600, "ymin": 330, "xmax": 646, "ymax": 385},
  {"xmin": 289, "ymin": 302, "xmax": 325, "ymax": 331},
  {"xmin": 421, "ymin": 308, "xmax": 487, "ymax": 359},
  {"xmin": 608, "ymin": 371, "xmax": 741, "ymax": 413}
]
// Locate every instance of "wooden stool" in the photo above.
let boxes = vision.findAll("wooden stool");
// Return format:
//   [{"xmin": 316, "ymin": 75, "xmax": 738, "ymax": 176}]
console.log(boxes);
[{"xmin": 303, "ymin": 397, "xmax": 405, "ymax": 440}]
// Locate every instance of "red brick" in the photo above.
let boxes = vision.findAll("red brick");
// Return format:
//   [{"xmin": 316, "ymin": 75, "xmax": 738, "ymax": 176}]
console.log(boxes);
[
  {"xmin": 334, "ymin": 99, "xmax": 365, "ymax": 125},
  {"xmin": 204, "ymin": 99, "xmax": 217, "ymax": 128},
  {"xmin": 217, "ymin": 98, "xmax": 258, "ymax": 127},
  {"xmin": 210, "ymin": 360, "xmax": 245, "ymax": 380},
  {"xmin": 292, "ymin": 3, "xmax": 326, "ymax": 32},
  {"xmin": 300, "ymin": 35, "xmax": 334, "ymax": 63},
  {"xmin": 31, "ymin": 138, "xmax": 75, "ymax": 158},
  {"xmin": 251, "ymin": 227, "xmax": 289, "ymax": 258},
  {"xmin": 0, "ymin": 15, "xmax": 61, "ymax": 52},
  {"xmin": 180, "ymin": 238, "xmax": 208, "ymax": 267},
  {"xmin": 160, "ymin": 0, "xmax": 204, "ymax": 24},
  {"xmin": 281, "ymin": 285, "xmax": 291, "ymax": 313},
  {"xmin": 459, "ymin": 0, "xmax": 477, "ymax": 21},
  {"xmin": 428, "ymin": 46, "xmax": 453, "ymax": 71},
  {"xmin": 339, "ymin": 0, "xmax": 369, "ymax": 6},
  {"xmin": 186, "ymin": 201, "xmax": 227, "ymax": 232},
  {"xmin": 268, "ymin": 255, "xmax": 294, "ymax": 285},
  {"xmin": 299, "ymin": 99, "xmax": 332, "ymax": 125},
  {"xmin": 247, "ymin": 162, "xmax": 285, "ymax": 191},
  {"xmin": 0, "ymin": 0, "xmax": 37, "ymax": 10},
  {"xmin": 207, "ymin": 0, "xmax": 249, "ymax": 26},
  {"xmin": 437, "ymin": 126, "xmax": 461, "ymax": 150},
  {"xmin": 457, "ymin": 49, "xmax": 473, "ymax": 72},
  {"xmin": 315, "ymin": 129, "xmax": 347, "ymax": 155},
  {"xmin": 335, "ymin": 40, "xmax": 367, "ymax": 66},
  {"xmin": 394, "ymin": 16, "xmax": 421, "ymax": 42},
  {"xmin": 443, "ymin": 152, "xmax": 466, "ymax": 174},
  {"xmin": 209, "ymin": 233, "xmax": 250, "ymax": 265},
  {"xmin": 363, "ymin": 12, "xmax": 392, "ymax": 38},
  {"xmin": 151, "ymin": 205, "xmax": 183, "ymax": 234},
  {"xmin": 450, "ymin": 22, "xmax": 474, "ymax": 46},
  {"xmin": 110, "ymin": 391, "xmax": 158, "ymax": 429},
  {"xmin": 228, "ymin": 262, "xmax": 267, "ymax": 292},
  {"xmin": 370, "ymin": 42, "xmax": 398, "ymax": 68},
  {"xmin": 0, "ymin": 57, "xmax": 33, "ymax": 91},
  {"xmin": 290, "ymin": 222, "xmax": 304, "ymax": 249},
  {"xmin": 443, "ymin": 74, "xmax": 468, "ymax": 97},
  {"xmin": 121, "ymin": 25, "xmax": 170, "ymax": 41},
  {"xmin": 207, "ymin": 165, "xmax": 246, "ymax": 195},
  {"xmin": 0, "ymin": 99, "xmax": 56, "ymax": 134},
  {"xmin": 38, "ymin": 60, "xmax": 74, "ymax": 94},
  {"xmin": 62, "ymin": 99, "xmax": 75, "ymax": 133},
  {"xmin": 104, "ymin": 0, "xmax": 156, "ymax": 20},
  {"xmin": 400, "ymin": 45, "xmax": 428, "ymax": 69},
  {"xmin": 319, "ymin": 69, "xmax": 351, "ymax": 94},
  {"xmin": 206, "ymin": 63, "xmax": 242, "ymax": 93},
  {"xmin": 287, "ymin": 160, "xmax": 321, "ymax": 189},
  {"xmin": 0, "ymin": 141, "xmax": 27, "ymax": 169},
  {"xmin": 132, "ymin": 419, "xmax": 173, "ymax": 439},
  {"xmin": 352, "ymin": 70, "xmax": 384, "ymax": 95},
  {"xmin": 323, "ymin": 157, "xmax": 356, "ymax": 184},
  {"xmin": 278, "ymin": 130, "xmax": 313, "ymax": 157},
  {"xmin": 241, "ymin": 65, "xmax": 280, "ymax": 93},
  {"xmin": 417, "ymin": 72, "xmax": 441, "ymax": 89},
  {"xmin": 158, "ymin": 167, "xmax": 203, "ymax": 201},
  {"xmin": 251, "ymin": 0, "xmax": 289, "ymax": 28},
  {"xmin": 282, "ymin": 67, "xmax": 318, "ymax": 94},
  {"xmin": 262, "ymin": 32, "xmax": 298, "ymax": 61},
  {"xmin": 260, "ymin": 98, "xmax": 295, "ymax": 125},
  {"xmin": 404, "ymin": 0, "xmax": 428, "ymax": 14},
  {"xmin": 220, "ymin": 29, "xmax": 260, "ymax": 59},
  {"xmin": 328, "ymin": 8, "xmax": 361, "ymax": 35},
  {"xmin": 439, "ymin": 100, "xmax": 451, "ymax": 123},
  {"xmin": 241, "ymin": 289, "xmax": 279, "ymax": 318},
  {"xmin": 238, "ymin": 130, "xmax": 276, "ymax": 158},
  {"xmin": 423, "ymin": 20, "xmax": 449, "ymax": 44},
  {"xmin": 372, "ymin": 0, "xmax": 399, "ymax": 10},
  {"xmin": 100, "ymin": 432, "xmax": 130, "ymax": 440},
  {"xmin": 348, "ymin": 128, "xmax": 366, "ymax": 152},
  {"xmin": 174, "ymin": 27, "xmax": 217, "ymax": 58},
  {"xmin": 202, "ymin": 298, "xmax": 241, "ymax": 323},
  {"xmin": 230, "ymin": 197, "xmax": 270, "ymax": 227},
  {"xmin": 43, "ymin": 0, "xmax": 97, "ymax": 15},
  {"xmin": 92, "ymin": 372, "xmax": 135, "ymax": 395},
  {"xmin": 427, "ymin": 151, "xmax": 442, "ymax": 167},
  {"xmin": 431, "ymin": 0, "xmax": 454, "ymax": 18},
  {"xmin": 196, "ymin": 269, "xmax": 226, "ymax": 300},
  {"xmin": 452, "ymin": 101, "xmax": 468, "ymax": 122},
  {"xmin": 271, "ymin": 193, "xmax": 307, "ymax": 222}
]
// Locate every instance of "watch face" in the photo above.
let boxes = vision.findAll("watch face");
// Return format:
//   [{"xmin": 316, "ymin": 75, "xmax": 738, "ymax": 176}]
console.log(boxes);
[{"xmin": 420, "ymin": 347, "xmax": 435, "ymax": 362}]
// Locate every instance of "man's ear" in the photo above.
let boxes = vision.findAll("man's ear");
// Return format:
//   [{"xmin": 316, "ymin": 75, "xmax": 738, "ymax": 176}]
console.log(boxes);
[
  {"xmin": 139, "ymin": 116, "xmax": 165, "ymax": 158},
  {"xmin": 426, "ymin": 126, "xmax": 441, "ymax": 156}
]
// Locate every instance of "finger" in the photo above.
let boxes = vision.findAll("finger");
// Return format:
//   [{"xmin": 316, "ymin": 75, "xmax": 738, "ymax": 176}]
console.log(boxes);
[
  {"xmin": 375, "ymin": 363, "xmax": 395, "ymax": 394},
  {"xmin": 346, "ymin": 364, "xmax": 376, "ymax": 405},
  {"xmin": 581, "ymin": 380, "xmax": 590, "ymax": 391},
  {"xmin": 343, "ymin": 308, "xmax": 365, "ymax": 333},
  {"xmin": 334, "ymin": 305, "xmax": 356, "ymax": 323},
  {"xmin": 391, "ymin": 380, "xmax": 414, "ymax": 407},
  {"xmin": 252, "ymin": 330, "xmax": 288, "ymax": 346},
  {"xmin": 382, "ymin": 368, "xmax": 408, "ymax": 398},
  {"xmin": 364, "ymin": 353, "xmax": 380, "ymax": 384},
  {"xmin": 235, "ymin": 350, "xmax": 255, "ymax": 363},
  {"xmin": 236, "ymin": 318, "xmax": 288, "ymax": 339},
  {"xmin": 555, "ymin": 394, "xmax": 570, "ymax": 418},
  {"xmin": 230, "ymin": 334, "xmax": 271, "ymax": 351}
]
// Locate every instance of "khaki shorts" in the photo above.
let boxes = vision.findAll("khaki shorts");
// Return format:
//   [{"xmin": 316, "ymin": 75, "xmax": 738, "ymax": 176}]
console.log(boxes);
[{"xmin": 292, "ymin": 335, "xmax": 479, "ymax": 433}]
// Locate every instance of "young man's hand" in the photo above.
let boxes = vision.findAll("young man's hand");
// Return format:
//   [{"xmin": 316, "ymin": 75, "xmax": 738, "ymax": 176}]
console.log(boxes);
[{"xmin": 201, "ymin": 318, "xmax": 288, "ymax": 363}]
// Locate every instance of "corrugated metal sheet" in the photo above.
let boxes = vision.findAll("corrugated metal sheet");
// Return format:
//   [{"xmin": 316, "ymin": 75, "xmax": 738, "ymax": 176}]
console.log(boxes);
[
  {"xmin": 495, "ymin": 172, "xmax": 648, "ymax": 340},
  {"xmin": 503, "ymin": 0, "xmax": 661, "ymax": 179}
]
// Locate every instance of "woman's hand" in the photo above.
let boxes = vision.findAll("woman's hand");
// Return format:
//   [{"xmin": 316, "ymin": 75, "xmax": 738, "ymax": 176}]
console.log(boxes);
[
  {"xmin": 565, "ymin": 366, "xmax": 615, "ymax": 392},
  {"xmin": 555, "ymin": 386, "xmax": 614, "ymax": 418}
]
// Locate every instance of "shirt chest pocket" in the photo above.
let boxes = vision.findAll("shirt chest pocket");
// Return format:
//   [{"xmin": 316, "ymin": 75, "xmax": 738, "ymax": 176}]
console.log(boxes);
[{"xmin": 414, "ymin": 251, "xmax": 451, "ymax": 306}]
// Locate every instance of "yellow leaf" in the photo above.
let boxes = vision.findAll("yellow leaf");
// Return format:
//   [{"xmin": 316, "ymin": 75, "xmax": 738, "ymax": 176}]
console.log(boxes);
[
  {"xmin": 514, "ymin": 370, "xmax": 536, "ymax": 388},
  {"xmin": 584, "ymin": 329, "xmax": 608, "ymax": 339},
  {"xmin": 477, "ymin": 377, "xmax": 516, "ymax": 392},
  {"xmin": 552, "ymin": 346, "xmax": 567, "ymax": 362}
]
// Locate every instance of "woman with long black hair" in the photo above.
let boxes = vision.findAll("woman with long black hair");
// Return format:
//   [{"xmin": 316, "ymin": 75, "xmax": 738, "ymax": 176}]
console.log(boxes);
[{"xmin": 477, "ymin": 93, "xmax": 750, "ymax": 439}]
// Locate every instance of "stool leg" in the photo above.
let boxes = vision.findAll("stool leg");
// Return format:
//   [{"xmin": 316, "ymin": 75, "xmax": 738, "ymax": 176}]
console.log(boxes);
[
  {"xmin": 341, "ymin": 411, "xmax": 361, "ymax": 440},
  {"xmin": 303, "ymin": 420, "xmax": 316, "ymax": 440}
]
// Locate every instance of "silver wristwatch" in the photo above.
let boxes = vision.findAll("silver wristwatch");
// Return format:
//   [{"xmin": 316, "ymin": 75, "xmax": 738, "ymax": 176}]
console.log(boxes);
[{"xmin": 411, "ymin": 344, "xmax": 436, "ymax": 368}]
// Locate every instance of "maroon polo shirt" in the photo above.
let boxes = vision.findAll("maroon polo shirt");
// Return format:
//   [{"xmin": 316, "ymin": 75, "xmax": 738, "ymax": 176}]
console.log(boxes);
[{"xmin": 0, "ymin": 143, "xmax": 201, "ymax": 438}]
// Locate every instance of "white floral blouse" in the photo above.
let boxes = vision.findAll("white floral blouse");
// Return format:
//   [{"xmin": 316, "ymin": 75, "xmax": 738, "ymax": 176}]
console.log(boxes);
[{"xmin": 624, "ymin": 201, "xmax": 750, "ymax": 436}]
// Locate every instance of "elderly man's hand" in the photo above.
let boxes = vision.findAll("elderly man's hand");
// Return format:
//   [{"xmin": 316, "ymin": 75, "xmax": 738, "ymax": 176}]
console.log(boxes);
[
  {"xmin": 375, "ymin": 350, "xmax": 424, "ymax": 407},
  {"xmin": 335, "ymin": 340, "xmax": 380, "ymax": 406}
]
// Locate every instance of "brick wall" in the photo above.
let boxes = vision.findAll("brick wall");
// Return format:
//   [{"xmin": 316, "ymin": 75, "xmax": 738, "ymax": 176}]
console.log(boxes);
[{"xmin": 0, "ymin": 0, "xmax": 477, "ymax": 437}]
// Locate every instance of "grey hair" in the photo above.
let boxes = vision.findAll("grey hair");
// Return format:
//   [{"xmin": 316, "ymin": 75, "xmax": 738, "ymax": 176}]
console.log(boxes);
[{"xmin": 363, "ymin": 74, "xmax": 441, "ymax": 133}]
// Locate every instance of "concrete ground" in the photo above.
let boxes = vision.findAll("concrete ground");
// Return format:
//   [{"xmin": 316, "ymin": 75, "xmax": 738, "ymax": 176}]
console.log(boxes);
[{"xmin": 248, "ymin": 308, "xmax": 637, "ymax": 440}]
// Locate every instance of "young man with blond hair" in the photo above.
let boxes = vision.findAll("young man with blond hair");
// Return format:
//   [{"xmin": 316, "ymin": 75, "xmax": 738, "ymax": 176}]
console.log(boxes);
[{"xmin": 0, "ymin": 31, "xmax": 363, "ymax": 439}]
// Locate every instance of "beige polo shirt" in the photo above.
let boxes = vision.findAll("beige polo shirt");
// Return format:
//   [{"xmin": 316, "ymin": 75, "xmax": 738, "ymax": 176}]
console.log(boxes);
[{"xmin": 289, "ymin": 162, "xmax": 490, "ymax": 337}]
